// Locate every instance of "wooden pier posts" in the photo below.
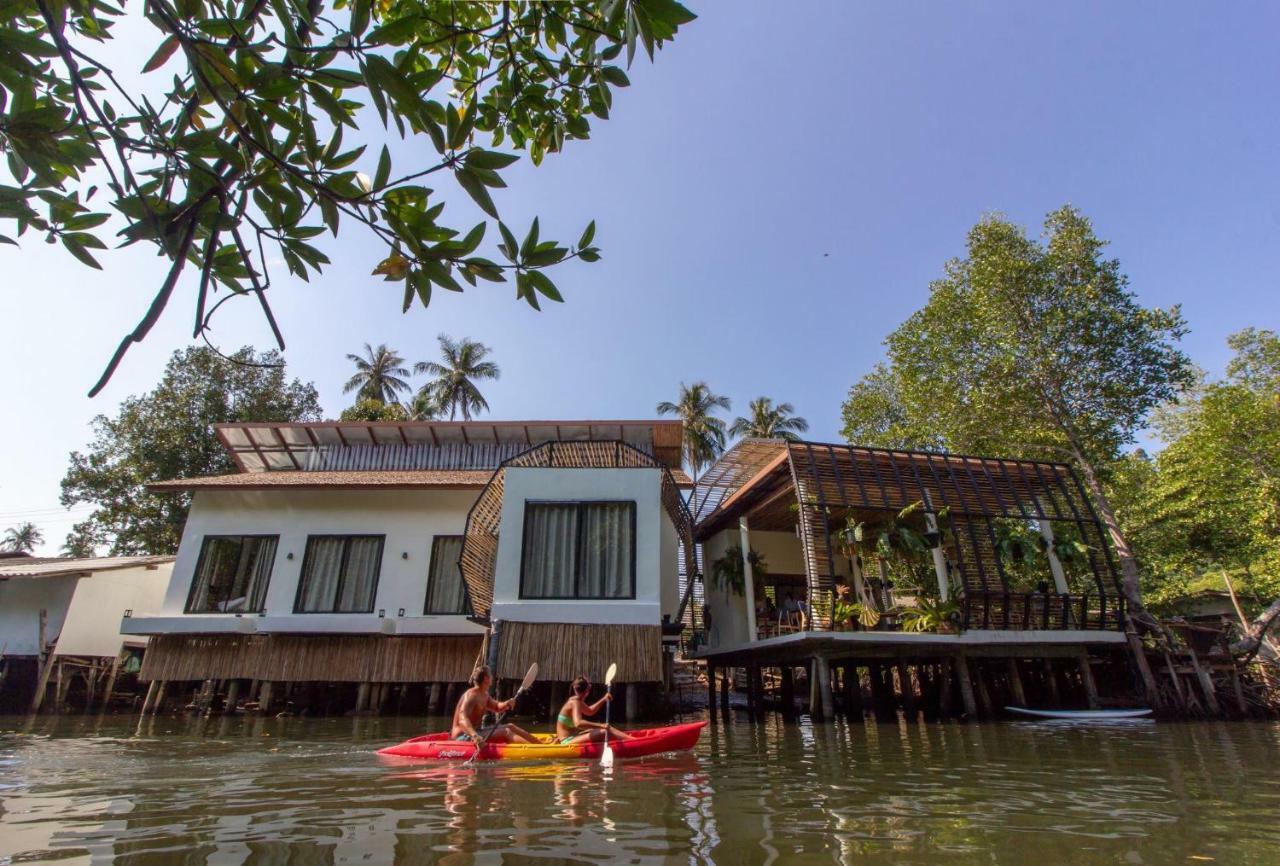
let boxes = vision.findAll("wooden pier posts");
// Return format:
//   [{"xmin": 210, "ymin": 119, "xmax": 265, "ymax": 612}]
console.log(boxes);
[
  {"xmin": 1076, "ymin": 651, "xmax": 1101, "ymax": 710},
  {"xmin": 953, "ymin": 654, "xmax": 979, "ymax": 719},
  {"xmin": 779, "ymin": 666, "xmax": 796, "ymax": 717}
]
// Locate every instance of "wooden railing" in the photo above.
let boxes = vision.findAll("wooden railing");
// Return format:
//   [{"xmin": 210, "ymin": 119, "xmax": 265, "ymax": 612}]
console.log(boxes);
[{"xmin": 960, "ymin": 590, "xmax": 1125, "ymax": 631}]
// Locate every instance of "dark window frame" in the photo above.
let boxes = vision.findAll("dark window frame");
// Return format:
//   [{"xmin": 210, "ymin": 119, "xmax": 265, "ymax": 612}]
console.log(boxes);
[
  {"xmin": 518, "ymin": 500, "xmax": 638, "ymax": 601},
  {"xmin": 184, "ymin": 534, "xmax": 279, "ymax": 614},
  {"xmin": 423, "ymin": 534, "xmax": 471, "ymax": 615},
  {"xmin": 292, "ymin": 534, "xmax": 386, "ymax": 614}
]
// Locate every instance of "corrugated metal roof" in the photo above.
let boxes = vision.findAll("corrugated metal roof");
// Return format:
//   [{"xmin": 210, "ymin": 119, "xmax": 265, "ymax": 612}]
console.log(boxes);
[
  {"xmin": 0, "ymin": 555, "xmax": 175, "ymax": 580},
  {"xmin": 148, "ymin": 469, "xmax": 494, "ymax": 491}
]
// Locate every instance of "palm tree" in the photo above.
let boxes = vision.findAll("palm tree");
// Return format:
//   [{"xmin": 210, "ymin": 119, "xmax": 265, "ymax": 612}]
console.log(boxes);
[
  {"xmin": 405, "ymin": 389, "xmax": 440, "ymax": 421},
  {"xmin": 343, "ymin": 343, "xmax": 412, "ymax": 405},
  {"xmin": 415, "ymin": 335, "xmax": 500, "ymax": 421},
  {"xmin": 656, "ymin": 382, "xmax": 732, "ymax": 480},
  {"xmin": 729, "ymin": 397, "xmax": 809, "ymax": 442},
  {"xmin": 3, "ymin": 522, "xmax": 43, "ymax": 553}
]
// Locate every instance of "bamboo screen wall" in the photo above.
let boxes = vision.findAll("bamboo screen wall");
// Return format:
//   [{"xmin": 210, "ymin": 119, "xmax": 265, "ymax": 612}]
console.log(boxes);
[
  {"xmin": 695, "ymin": 439, "xmax": 1124, "ymax": 631},
  {"xmin": 459, "ymin": 440, "xmax": 696, "ymax": 618},
  {"xmin": 495, "ymin": 622, "xmax": 662, "ymax": 682}
]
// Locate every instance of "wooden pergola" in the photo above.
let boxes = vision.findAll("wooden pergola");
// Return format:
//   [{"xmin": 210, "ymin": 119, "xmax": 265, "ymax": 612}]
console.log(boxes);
[{"xmin": 694, "ymin": 439, "xmax": 1125, "ymax": 632}]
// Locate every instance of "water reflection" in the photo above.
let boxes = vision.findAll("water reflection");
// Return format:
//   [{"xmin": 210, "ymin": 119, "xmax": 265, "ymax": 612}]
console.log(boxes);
[{"xmin": 2, "ymin": 714, "xmax": 1279, "ymax": 864}]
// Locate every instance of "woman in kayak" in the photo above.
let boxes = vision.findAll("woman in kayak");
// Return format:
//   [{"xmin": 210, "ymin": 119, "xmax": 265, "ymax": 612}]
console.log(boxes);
[
  {"xmin": 451, "ymin": 665, "xmax": 537, "ymax": 744},
  {"xmin": 555, "ymin": 676, "xmax": 634, "ymax": 745}
]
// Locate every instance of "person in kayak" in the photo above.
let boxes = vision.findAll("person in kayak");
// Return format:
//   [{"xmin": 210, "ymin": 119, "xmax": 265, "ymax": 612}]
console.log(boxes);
[
  {"xmin": 451, "ymin": 665, "xmax": 537, "ymax": 744},
  {"xmin": 555, "ymin": 676, "xmax": 634, "ymax": 745}
]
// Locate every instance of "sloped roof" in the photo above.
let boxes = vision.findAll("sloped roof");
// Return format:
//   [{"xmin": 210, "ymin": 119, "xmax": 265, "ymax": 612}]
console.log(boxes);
[
  {"xmin": 0, "ymin": 555, "xmax": 174, "ymax": 580},
  {"xmin": 149, "ymin": 470, "xmax": 495, "ymax": 491}
]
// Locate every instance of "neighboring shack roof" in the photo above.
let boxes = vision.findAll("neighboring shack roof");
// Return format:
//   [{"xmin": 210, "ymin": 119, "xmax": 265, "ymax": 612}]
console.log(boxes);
[{"xmin": 0, "ymin": 555, "xmax": 175, "ymax": 580}]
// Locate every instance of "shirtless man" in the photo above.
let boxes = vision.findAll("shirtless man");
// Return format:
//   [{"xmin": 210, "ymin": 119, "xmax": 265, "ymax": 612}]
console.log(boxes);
[{"xmin": 450, "ymin": 665, "xmax": 537, "ymax": 744}]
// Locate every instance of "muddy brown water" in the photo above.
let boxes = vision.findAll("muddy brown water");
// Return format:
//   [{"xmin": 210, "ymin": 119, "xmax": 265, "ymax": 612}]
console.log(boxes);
[{"xmin": 2, "ymin": 713, "xmax": 1278, "ymax": 864}]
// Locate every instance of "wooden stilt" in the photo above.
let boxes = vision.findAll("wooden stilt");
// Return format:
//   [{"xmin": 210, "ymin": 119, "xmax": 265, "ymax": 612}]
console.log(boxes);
[
  {"xmin": 54, "ymin": 660, "xmax": 69, "ymax": 711},
  {"xmin": 1076, "ymin": 651, "xmax": 1100, "ymax": 710},
  {"xmin": 719, "ymin": 666, "xmax": 730, "ymax": 711},
  {"xmin": 808, "ymin": 659, "xmax": 821, "ymax": 720},
  {"xmin": 445, "ymin": 682, "xmax": 460, "ymax": 715},
  {"xmin": 842, "ymin": 664, "xmax": 863, "ymax": 717},
  {"xmin": 1042, "ymin": 659, "xmax": 1061, "ymax": 706},
  {"xmin": 139, "ymin": 680, "xmax": 159, "ymax": 715},
  {"xmin": 939, "ymin": 660, "xmax": 955, "ymax": 718},
  {"xmin": 749, "ymin": 664, "xmax": 763, "ymax": 716},
  {"xmin": 1186, "ymin": 646, "xmax": 1220, "ymax": 715},
  {"xmin": 225, "ymin": 679, "xmax": 242, "ymax": 713},
  {"xmin": 706, "ymin": 665, "xmax": 717, "ymax": 719},
  {"xmin": 954, "ymin": 654, "xmax": 978, "ymax": 719},
  {"xmin": 1007, "ymin": 659, "xmax": 1028, "ymax": 708},
  {"xmin": 1125, "ymin": 624, "xmax": 1162, "ymax": 709},
  {"xmin": 779, "ymin": 666, "xmax": 795, "ymax": 717},
  {"xmin": 896, "ymin": 659, "xmax": 916, "ymax": 718},
  {"xmin": 1161, "ymin": 650, "xmax": 1187, "ymax": 709},
  {"xmin": 867, "ymin": 662, "xmax": 892, "ymax": 721},
  {"xmin": 625, "ymin": 682, "xmax": 640, "ymax": 723},
  {"xmin": 355, "ymin": 682, "xmax": 371, "ymax": 713},
  {"xmin": 257, "ymin": 681, "xmax": 273, "ymax": 714},
  {"xmin": 816, "ymin": 657, "xmax": 834, "ymax": 721},
  {"xmin": 1230, "ymin": 667, "xmax": 1248, "ymax": 716},
  {"xmin": 429, "ymin": 682, "xmax": 443, "ymax": 714},
  {"xmin": 973, "ymin": 660, "xmax": 994, "ymax": 718},
  {"xmin": 99, "ymin": 657, "xmax": 121, "ymax": 714},
  {"xmin": 153, "ymin": 680, "xmax": 168, "ymax": 715}
]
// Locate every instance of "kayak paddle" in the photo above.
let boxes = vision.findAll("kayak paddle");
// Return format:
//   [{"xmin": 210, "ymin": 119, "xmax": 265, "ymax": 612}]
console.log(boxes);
[
  {"xmin": 600, "ymin": 662, "xmax": 618, "ymax": 768},
  {"xmin": 466, "ymin": 662, "xmax": 538, "ymax": 765}
]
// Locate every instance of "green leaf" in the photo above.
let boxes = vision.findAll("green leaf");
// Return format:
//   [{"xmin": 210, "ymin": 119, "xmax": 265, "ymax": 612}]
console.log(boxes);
[
  {"xmin": 63, "ymin": 234, "xmax": 102, "ymax": 269},
  {"xmin": 601, "ymin": 66, "xmax": 630, "ymax": 87},
  {"xmin": 516, "ymin": 271, "xmax": 541, "ymax": 310},
  {"xmin": 464, "ymin": 149, "xmax": 520, "ymax": 171},
  {"xmin": 455, "ymin": 168, "xmax": 498, "ymax": 218},
  {"xmin": 142, "ymin": 36, "xmax": 180, "ymax": 74},
  {"xmin": 524, "ymin": 269, "xmax": 564, "ymax": 302},
  {"xmin": 450, "ymin": 99, "xmax": 478, "ymax": 150},
  {"xmin": 423, "ymin": 259, "xmax": 464, "ymax": 292},
  {"xmin": 520, "ymin": 217, "xmax": 540, "ymax": 260},
  {"xmin": 578, "ymin": 220, "xmax": 596, "ymax": 249},
  {"xmin": 497, "ymin": 221, "xmax": 519, "ymax": 261},
  {"xmin": 374, "ymin": 144, "xmax": 391, "ymax": 190}
]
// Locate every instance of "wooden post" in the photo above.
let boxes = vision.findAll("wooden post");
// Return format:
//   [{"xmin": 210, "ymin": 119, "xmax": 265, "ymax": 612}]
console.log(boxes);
[
  {"xmin": 29, "ymin": 609, "xmax": 56, "ymax": 714},
  {"xmin": 225, "ymin": 679, "xmax": 242, "ymax": 713},
  {"xmin": 1125, "ymin": 621, "xmax": 1162, "ymax": 709},
  {"xmin": 1161, "ymin": 650, "xmax": 1187, "ymax": 709},
  {"xmin": 719, "ymin": 666, "xmax": 730, "ymax": 711},
  {"xmin": 779, "ymin": 665, "xmax": 795, "ymax": 717},
  {"xmin": 445, "ymin": 682, "xmax": 460, "ymax": 715},
  {"xmin": 1230, "ymin": 667, "xmax": 1248, "ymax": 716},
  {"xmin": 953, "ymin": 654, "xmax": 978, "ymax": 719},
  {"xmin": 83, "ymin": 662, "xmax": 99, "ymax": 714},
  {"xmin": 808, "ymin": 659, "xmax": 821, "ymax": 720},
  {"xmin": 153, "ymin": 680, "xmax": 168, "ymax": 715},
  {"xmin": 54, "ymin": 659, "xmax": 68, "ymax": 711},
  {"xmin": 740, "ymin": 517, "xmax": 758, "ymax": 642},
  {"xmin": 1186, "ymin": 646, "xmax": 1220, "ymax": 715},
  {"xmin": 939, "ymin": 660, "xmax": 955, "ymax": 718},
  {"xmin": 816, "ymin": 657, "xmax": 834, "ymax": 721},
  {"xmin": 896, "ymin": 659, "xmax": 917, "ymax": 718},
  {"xmin": 355, "ymin": 682, "xmax": 371, "ymax": 713},
  {"xmin": 139, "ymin": 680, "xmax": 159, "ymax": 715},
  {"xmin": 1006, "ymin": 659, "xmax": 1028, "ymax": 708},
  {"xmin": 625, "ymin": 682, "xmax": 640, "ymax": 723},
  {"xmin": 842, "ymin": 664, "xmax": 863, "ymax": 717},
  {"xmin": 1042, "ymin": 659, "xmax": 1061, "ymax": 706},
  {"xmin": 429, "ymin": 682, "xmax": 443, "ymax": 714},
  {"xmin": 705, "ymin": 666, "xmax": 717, "ymax": 719},
  {"xmin": 99, "ymin": 657, "xmax": 121, "ymax": 714},
  {"xmin": 973, "ymin": 660, "xmax": 994, "ymax": 718},
  {"xmin": 867, "ymin": 662, "xmax": 892, "ymax": 721},
  {"xmin": 257, "ymin": 681, "xmax": 273, "ymax": 714},
  {"xmin": 1076, "ymin": 651, "xmax": 1100, "ymax": 710}
]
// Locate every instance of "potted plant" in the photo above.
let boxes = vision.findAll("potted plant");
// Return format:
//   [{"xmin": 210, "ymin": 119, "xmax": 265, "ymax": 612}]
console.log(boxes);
[
  {"xmin": 710, "ymin": 545, "xmax": 767, "ymax": 597},
  {"xmin": 900, "ymin": 597, "xmax": 960, "ymax": 633}
]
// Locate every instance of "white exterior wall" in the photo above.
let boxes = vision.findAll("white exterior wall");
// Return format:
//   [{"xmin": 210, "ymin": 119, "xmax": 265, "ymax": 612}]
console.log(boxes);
[
  {"xmin": 56, "ymin": 564, "xmax": 172, "ymax": 656},
  {"xmin": 0, "ymin": 576, "xmax": 78, "ymax": 656},
  {"xmin": 490, "ymin": 467, "xmax": 673, "ymax": 626},
  {"xmin": 129, "ymin": 489, "xmax": 485, "ymax": 637}
]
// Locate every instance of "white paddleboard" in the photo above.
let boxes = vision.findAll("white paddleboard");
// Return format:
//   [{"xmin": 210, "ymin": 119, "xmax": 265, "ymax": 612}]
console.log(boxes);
[{"xmin": 1005, "ymin": 706, "xmax": 1153, "ymax": 720}]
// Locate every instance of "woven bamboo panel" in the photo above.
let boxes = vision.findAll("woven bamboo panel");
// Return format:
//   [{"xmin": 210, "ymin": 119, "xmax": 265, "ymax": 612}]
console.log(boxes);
[
  {"xmin": 460, "ymin": 440, "xmax": 695, "ymax": 619},
  {"xmin": 495, "ymin": 621, "xmax": 662, "ymax": 682},
  {"xmin": 139, "ymin": 634, "xmax": 482, "ymax": 683}
]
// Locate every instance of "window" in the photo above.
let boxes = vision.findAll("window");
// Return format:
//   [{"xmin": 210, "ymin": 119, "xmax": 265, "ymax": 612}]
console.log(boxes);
[
  {"xmin": 185, "ymin": 535, "xmax": 278, "ymax": 613},
  {"xmin": 424, "ymin": 535, "xmax": 468, "ymax": 614},
  {"xmin": 294, "ymin": 535, "xmax": 385, "ymax": 613},
  {"xmin": 520, "ymin": 501, "xmax": 635, "ymax": 599}
]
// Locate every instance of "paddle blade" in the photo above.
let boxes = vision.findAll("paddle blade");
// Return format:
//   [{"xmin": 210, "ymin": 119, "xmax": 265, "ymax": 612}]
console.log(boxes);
[
  {"xmin": 601, "ymin": 742, "xmax": 614, "ymax": 768},
  {"xmin": 604, "ymin": 662, "xmax": 618, "ymax": 687},
  {"xmin": 519, "ymin": 662, "xmax": 539, "ymax": 693}
]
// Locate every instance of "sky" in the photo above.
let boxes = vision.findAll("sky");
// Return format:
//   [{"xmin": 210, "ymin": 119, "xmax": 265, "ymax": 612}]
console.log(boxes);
[{"xmin": 2, "ymin": 1, "xmax": 1278, "ymax": 554}]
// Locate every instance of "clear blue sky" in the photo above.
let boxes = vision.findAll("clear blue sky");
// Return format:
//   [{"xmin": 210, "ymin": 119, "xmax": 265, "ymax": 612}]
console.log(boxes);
[{"xmin": 2, "ymin": 1, "xmax": 1278, "ymax": 553}]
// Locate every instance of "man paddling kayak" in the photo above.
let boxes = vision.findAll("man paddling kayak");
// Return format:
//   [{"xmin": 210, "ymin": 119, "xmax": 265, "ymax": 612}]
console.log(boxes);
[
  {"xmin": 451, "ymin": 665, "xmax": 537, "ymax": 744},
  {"xmin": 555, "ymin": 676, "xmax": 634, "ymax": 745}
]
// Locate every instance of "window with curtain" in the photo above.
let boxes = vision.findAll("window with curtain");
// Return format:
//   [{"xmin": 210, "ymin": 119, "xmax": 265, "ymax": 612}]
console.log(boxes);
[
  {"xmin": 520, "ymin": 501, "xmax": 635, "ymax": 599},
  {"xmin": 294, "ymin": 535, "xmax": 385, "ymax": 613},
  {"xmin": 185, "ymin": 535, "xmax": 278, "ymax": 613},
  {"xmin": 424, "ymin": 535, "xmax": 468, "ymax": 614}
]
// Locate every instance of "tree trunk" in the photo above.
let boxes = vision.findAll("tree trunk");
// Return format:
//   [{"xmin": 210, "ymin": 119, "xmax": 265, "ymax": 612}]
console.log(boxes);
[
  {"xmin": 1068, "ymin": 444, "xmax": 1152, "ymax": 626},
  {"xmin": 1231, "ymin": 596, "xmax": 1280, "ymax": 663}
]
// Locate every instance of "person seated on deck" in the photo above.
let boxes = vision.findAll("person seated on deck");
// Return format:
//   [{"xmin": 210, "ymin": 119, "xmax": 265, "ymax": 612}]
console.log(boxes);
[
  {"xmin": 451, "ymin": 665, "xmax": 537, "ymax": 744},
  {"xmin": 555, "ymin": 676, "xmax": 635, "ymax": 744},
  {"xmin": 780, "ymin": 592, "xmax": 804, "ymax": 630}
]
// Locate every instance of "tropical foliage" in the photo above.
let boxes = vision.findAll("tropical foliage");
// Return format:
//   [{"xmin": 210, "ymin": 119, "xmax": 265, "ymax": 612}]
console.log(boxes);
[
  {"xmin": 656, "ymin": 381, "xmax": 730, "ymax": 478},
  {"xmin": 343, "ymin": 343, "xmax": 412, "ymax": 404},
  {"xmin": 2, "ymin": 522, "xmax": 43, "ymax": 553},
  {"xmin": 709, "ymin": 545, "xmax": 766, "ymax": 597},
  {"xmin": 840, "ymin": 206, "xmax": 1194, "ymax": 617},
  {"xmin": 338, "ymin": 398, "xmax": 409, "ymax": 422},
  {"xmin": 1109, "ymin": 329, "xmax": 1280, "ymax": 606},
  {"xmin": 415, "ymin": 334, "xmax": 501, "ymax": 421},
  {"xmin": 60, "ymin": 347, "xmax": 321, "ymax": 554},
  {"xmin": 0, "ymin": 0, "xmax": 693, "ymax": 394},
  {"xmin": 729, "ymin": 397, "xmax": 809, "ymax": 441}
]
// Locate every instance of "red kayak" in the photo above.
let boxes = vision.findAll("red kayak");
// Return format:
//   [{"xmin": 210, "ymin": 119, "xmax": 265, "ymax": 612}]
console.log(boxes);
[{"xmin": 377, "ymin": 720, "xmax": 707, "ymax": 762}]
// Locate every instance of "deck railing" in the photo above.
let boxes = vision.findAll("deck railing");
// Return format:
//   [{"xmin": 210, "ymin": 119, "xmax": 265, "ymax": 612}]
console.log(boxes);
[{"xmin": 959, "ymin": 590, "xmax": 1125, "ymax": 631}]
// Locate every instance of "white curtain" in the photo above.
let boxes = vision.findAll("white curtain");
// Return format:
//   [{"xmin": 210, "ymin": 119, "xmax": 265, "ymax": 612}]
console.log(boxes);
[
  {"xmin": 187, "ymin": 536, "xmax": 276, "ymax": 613},
  {"xmin": 338, "ymin": 537, "xmax": 383, "ymax": 612},
  {"xmin": 426, "ymin": 536, "xmax": 467, "ymax": 613},
  {"xmin": 242, "ymin": 537, "xmax": 278, "ymax": 611},
  {"xmin": 298, "ymin": 537, "xmax": 345, "ymax": 612},
  {"xmin": 579, "ymin": 503, "xmax": 633, "ymax": 598},
  {"xmin": 521, "ymin": 504, "xmax": 579, "ymax": 597}
]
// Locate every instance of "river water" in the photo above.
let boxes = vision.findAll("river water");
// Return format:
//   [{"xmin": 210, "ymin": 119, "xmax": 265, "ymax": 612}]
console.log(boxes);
[{"xmin": 2, "ymin": 712, "xmax": 1278, "ymax": 865}]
